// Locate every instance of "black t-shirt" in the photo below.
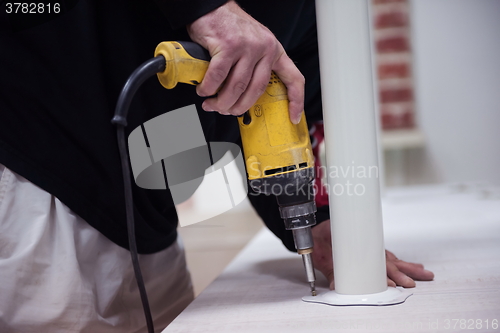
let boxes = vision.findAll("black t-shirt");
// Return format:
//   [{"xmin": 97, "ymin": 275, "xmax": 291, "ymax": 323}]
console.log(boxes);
[{"xmin": 0, "ymin": 0, "xmax": 329, "ymax": 254}]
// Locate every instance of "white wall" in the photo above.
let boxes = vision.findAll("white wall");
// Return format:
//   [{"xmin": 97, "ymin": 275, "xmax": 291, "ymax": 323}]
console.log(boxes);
[{"xmin": 410, "ymin": 0, "xmax": 500, "ymax": 185}]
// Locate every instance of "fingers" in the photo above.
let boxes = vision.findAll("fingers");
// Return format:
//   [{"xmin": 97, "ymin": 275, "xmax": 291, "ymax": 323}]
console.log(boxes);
[
  {"xmin": 387, "ymin": 260, "xmax": 416, "ymax": 288},
  {"xmin": 196, "ymin": 54, "xmax": 232, "ymax": 99},
  {"xmin": 202, "ymin": 55, "xmax": 271, "ymax": 115},
  {"xmin": 393, "ymin": 259, "xmax": 435, "ymax": 281},
  {"xmin": 385, "ymin": 250, "xmax": 435, "ymax": 288},
  {"xmin": 315, "ymin": 263, "xmax": 334, "ymax": 290},
  {"xmin": 272, "ymin": 50, "xmax": 305, "ymax": 124},
  {"xmin": 230, "ymin": 58, "xmax": 272, "ymax": 114},
  {"xmin": 329, "ymin": 278, "xmax": 335, "ymax": 291}
]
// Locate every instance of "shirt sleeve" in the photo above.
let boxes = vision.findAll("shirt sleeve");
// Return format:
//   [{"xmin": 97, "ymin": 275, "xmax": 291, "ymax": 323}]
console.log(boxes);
[{"xmin": 153, "ymin": 0, "xmax": 230, "ymax": 29}]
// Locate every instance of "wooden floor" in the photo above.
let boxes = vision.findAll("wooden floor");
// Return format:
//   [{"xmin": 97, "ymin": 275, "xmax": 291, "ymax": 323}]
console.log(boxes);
[{"xmin": 166, "ymin": 184, "xmax": 500, "ymax": 333}]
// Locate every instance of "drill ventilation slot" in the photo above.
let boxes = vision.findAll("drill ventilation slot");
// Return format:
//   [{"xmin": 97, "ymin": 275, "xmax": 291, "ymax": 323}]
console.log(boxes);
[{"xmin": 264, "ymin": 162, "xmax": 308, "ymax": 176}]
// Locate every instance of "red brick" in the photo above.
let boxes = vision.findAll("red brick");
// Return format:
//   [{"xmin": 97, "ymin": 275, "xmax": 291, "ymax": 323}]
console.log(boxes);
[
  {"xmin": 380, "ymin": 88, "xmax": 413, "ymax": 103},
  {"xmin": 381, "ymin": 113, "xmax": 396, "ymax": 129},
  {"xmin": 381, "ymin": 111, "xmax": 414, "ymax": 130},
  {"xmin": 378, "ymin": 63, "xmax": 410, "ymax": 79},
  {"xmin": 375, "ymin": 12, "xmax": 408, "ymax": 29},
  {"xmin": 376, "ymin": 36, "xmax": 410, "ymax": 53}
]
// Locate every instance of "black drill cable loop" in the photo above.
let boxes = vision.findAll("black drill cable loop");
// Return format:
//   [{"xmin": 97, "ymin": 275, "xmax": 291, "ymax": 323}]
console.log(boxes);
[
  {"xmin": 112, "ymin": 55, "xmax": 166, "ymax": 333},
  {"xmin": 112, "ymin": 56, "xmax": 166, "ymax": 126}
]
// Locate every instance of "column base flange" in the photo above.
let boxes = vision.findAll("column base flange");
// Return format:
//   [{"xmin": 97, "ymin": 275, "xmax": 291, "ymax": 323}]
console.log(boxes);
[{"xmin": 302, "ymin": 286, "xmax": 412, "ymax": 306}]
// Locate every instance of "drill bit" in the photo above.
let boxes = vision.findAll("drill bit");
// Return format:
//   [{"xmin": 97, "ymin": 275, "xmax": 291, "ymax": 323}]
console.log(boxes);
[
  {"xmin": 301, "ymin": 252, "xmax": 317, "ymax": 296},
  {"xmin": 310, "ymin": 281, "xmax": 317, "ymax": 296}
]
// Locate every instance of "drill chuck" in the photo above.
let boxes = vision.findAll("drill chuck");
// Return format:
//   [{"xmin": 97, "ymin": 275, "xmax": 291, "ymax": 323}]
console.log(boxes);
[
  {"xmin": 280, "ymin": 201, "xmax": 317, "ymax": 230},
  {"xmin": 292, "ymin": 227, "xmax": 314, "ymax": 251}
]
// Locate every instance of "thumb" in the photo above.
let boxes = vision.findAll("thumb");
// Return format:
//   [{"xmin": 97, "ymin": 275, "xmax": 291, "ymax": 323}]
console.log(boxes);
[
  {"xmin": 327, "ymin": 271, "xmax": 335, "ymax": 290},
  {"xmin": 318, "ymin": 266, "xmax": 334, "ymax": 290}
]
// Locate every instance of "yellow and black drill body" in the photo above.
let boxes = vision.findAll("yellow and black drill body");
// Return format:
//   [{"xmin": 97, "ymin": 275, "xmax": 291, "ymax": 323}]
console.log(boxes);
[{"xmin": 154, "ymin": 41, "xmax": 318, "ymax": 295}]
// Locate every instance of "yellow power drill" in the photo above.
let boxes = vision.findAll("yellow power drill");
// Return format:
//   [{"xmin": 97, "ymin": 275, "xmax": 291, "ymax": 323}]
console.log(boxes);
[
  {"xmin": 112, "ymin": 40, "xmax": 319, "ymax": 332},
  {"xmin": 154, "ymin": 41, "xmax": 319, "ymax": 296}
]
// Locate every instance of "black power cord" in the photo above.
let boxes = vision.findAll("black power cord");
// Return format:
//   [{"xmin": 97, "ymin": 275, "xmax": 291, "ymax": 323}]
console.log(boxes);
[{"xmin": 112, "ymin": 55, "xmax": 166, "ymax": 333}]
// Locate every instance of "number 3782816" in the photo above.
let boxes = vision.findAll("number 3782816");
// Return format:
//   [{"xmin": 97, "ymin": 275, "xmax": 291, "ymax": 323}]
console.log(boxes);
[
  {"xmin": 6, "ymin": 3, "xmax": 61, "ymax": 14},
  {"xmin": 444, "ymin": 319, "xmax": 498, "ymax": 330}
]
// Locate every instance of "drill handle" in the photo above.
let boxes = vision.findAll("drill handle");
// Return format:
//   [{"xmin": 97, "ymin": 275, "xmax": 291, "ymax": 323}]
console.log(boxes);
[{"xmin": 154, "ymin": 41, "xmax": 210, "ymax": 89}]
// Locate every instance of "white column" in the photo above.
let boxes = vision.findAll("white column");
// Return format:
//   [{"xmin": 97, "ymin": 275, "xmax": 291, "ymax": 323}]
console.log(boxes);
[{"xmin": 304, "ymin": 0, "xmax": 411, "ymax": 305}]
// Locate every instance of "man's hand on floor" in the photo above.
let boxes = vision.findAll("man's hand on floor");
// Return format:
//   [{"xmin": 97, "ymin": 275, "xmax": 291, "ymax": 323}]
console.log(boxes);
[
  {"xmin": 187, "ymin": 0, "xmax": 304, "ymax": 124},
  {"xmin": 311, "ymin": 220, "xmax": 435, "ymax": 290}
]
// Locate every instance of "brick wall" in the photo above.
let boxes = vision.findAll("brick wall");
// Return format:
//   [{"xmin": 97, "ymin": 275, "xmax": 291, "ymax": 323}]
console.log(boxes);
[{"xmin": 372, "ymin": 0, "xmax": 416, "ymax": 130}]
